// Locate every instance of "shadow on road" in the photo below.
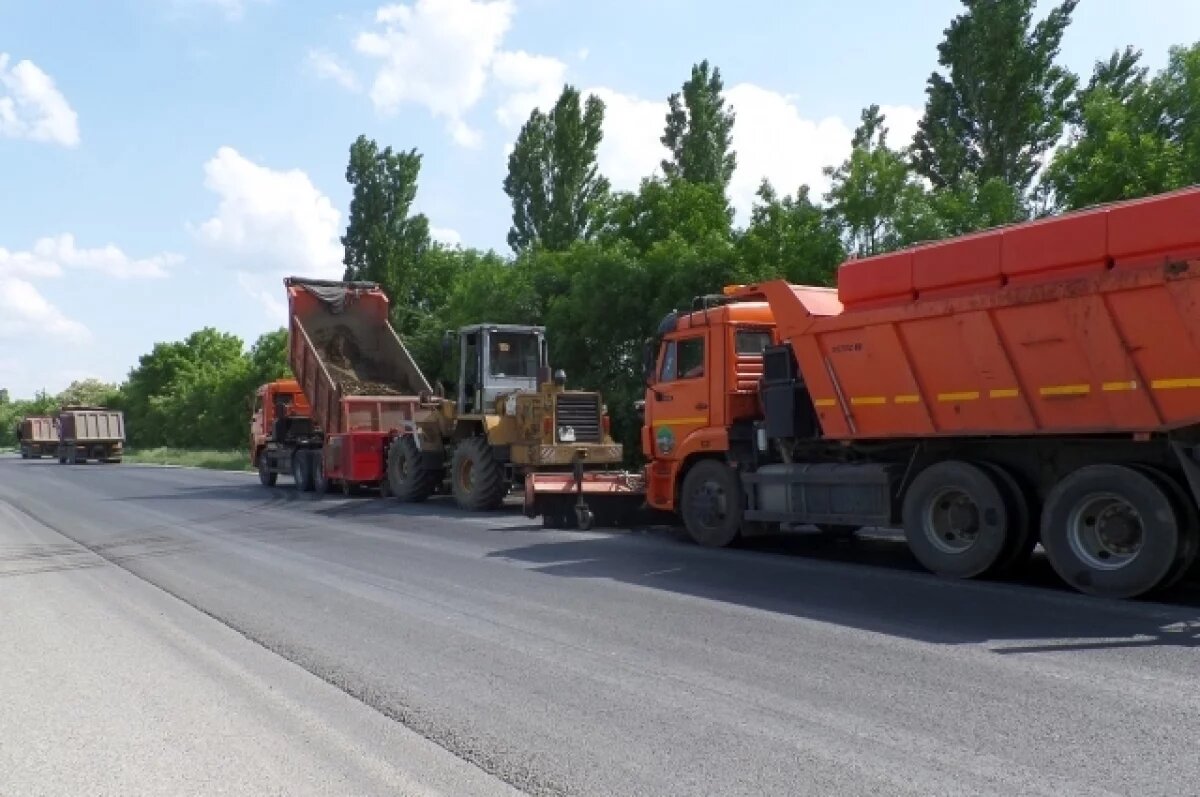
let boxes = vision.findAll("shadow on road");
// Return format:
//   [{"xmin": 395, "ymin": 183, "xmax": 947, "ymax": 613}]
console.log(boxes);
[{"xmin": 484, "ymin": 529, "xmax": 1200, "ymax": 651}]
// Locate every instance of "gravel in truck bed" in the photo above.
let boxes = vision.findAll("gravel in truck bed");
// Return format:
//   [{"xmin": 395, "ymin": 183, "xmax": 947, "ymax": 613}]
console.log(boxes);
[{"xmin": 315, "ymin": 325, "xmax": 409, "ymax": 396}]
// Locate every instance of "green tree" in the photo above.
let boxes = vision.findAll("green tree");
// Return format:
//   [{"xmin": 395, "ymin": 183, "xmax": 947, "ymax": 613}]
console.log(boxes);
[
  {"xmin": 912, "ymin": 0, "xmax": 1079, "ymax": 194},
  {"xmin": 503, "ymin": 85, "xmax": 610, "ymax": 253},
  {"xmin": 661, "ymin": 60, "xmax": 737, "ymax": 195},
  {"xmin": 340, "ymin": 134, "xmax": 433, "ymax": 335},
  {"xmin": 824, "ymin": 105, "xmax": 925, "ymax": 256},
  {"xmin": 57, "ymin": 378, "xmax": 120, "ymax": 408},
  {"xmin": 736, "ymin": 180, "xmax": 845, "ymax": 286},
  {"xmin": 1043, "ymin": 43, "xmax": 1200, "ymax": 209}
]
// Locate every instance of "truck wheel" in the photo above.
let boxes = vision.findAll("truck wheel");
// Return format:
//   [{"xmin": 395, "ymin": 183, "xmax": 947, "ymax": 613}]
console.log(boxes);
[
  {"xmin": 388, "ymin": 436, "xmax": 440, "ymax": 502},
  {"xmin": 902, "ymin": 460, "xmax": 1010, "ymax": 580},
  {"xmin": 680, "ymin": 459, "xmax": 743, "ymax": 548},
  {"xmin": 258, "ymin": 452, "xmax": 277, "ymax": 487},
  {"xmin": 1130, "ymin": 465, "xmax": 1199, "ymax": 592},
  {"xmin": 978, "ymin": 462, "xmax": 1037, "ymax": 577},
  {"xmin": 312, "ymin": 451, "xmax": 330, "ymax": 495},
  {"xmin": 292, "ymin": 452, "xmax": 310, "ymax": 492},
  {"xmin": 1040, "ymin": 464, "xmax": 1181, "ymax": 599},
  {"xmin": 450, "ymin": 437, "xmax": 508, "ymax": 511}
]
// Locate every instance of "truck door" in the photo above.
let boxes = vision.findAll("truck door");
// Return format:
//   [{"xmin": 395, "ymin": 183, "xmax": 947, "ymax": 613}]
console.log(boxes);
[{"xmin": 648, "ymin": 332, "xmax": 710, "ymax": 462}]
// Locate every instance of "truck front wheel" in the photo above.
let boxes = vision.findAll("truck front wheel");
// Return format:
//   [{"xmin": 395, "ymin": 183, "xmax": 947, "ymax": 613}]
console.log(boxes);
[
  {"xmin": 388, "ymin": 436, "xmax": 440, "ymax": 502},
  {"xmin": 680, "ymin": 459, "xmax": 743, "ymax": 548},
  {"xmin": 451, "ymin": 437, "xmax": 507, "ymax": 511},
  {"xmin": 258, "ymin": 452, "xmax": 277, "ymax": 487}
]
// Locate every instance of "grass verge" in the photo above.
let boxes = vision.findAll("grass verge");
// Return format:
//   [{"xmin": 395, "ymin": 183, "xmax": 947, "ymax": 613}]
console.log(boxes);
[{"xmin": 123, "ymin": 447, "xmax": 252, "ymax": 472}]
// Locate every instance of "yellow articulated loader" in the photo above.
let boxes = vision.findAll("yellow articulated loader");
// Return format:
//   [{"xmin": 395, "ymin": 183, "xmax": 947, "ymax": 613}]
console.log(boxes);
[{"xmin": 386, "ymin": 323, "xmax": 627, "ymax": 528}]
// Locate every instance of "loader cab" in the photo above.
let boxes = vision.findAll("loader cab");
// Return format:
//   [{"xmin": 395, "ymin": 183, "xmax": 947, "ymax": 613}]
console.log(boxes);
[{"xmin": 454, "ymin": 324, "xmax": 548, "ymax": 415}]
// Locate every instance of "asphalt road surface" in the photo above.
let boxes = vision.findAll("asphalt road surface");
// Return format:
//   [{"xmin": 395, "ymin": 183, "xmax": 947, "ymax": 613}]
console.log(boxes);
[{"xmin": 2, "ymin": 457, "xmax": 1199, "ymax": 796}]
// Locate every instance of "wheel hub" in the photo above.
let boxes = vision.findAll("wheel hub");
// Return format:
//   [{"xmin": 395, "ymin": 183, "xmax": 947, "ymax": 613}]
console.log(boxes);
[
  {"xmin": 1068, "ymin": 493, "xmax": 1143, "ymax": 570},
  {"xmin": 925, "ymin": 488, "xmax": 982, "ymax": 554},
  {"xmin": 690, "ymin": 480, "xmax": 727, "ymax": 527}
]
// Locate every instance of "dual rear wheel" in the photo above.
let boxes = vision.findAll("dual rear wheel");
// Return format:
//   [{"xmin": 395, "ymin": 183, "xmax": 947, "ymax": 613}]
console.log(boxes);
[{"xmin": 904, "ymin": 460, "xmax": 1198, "ymax": 599}]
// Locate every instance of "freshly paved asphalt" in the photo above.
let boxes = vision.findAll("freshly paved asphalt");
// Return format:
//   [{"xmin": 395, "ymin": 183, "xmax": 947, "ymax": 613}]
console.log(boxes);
[{"xmin": 2, "ymin": 455, "xmax": 1198, "ymax": 796}]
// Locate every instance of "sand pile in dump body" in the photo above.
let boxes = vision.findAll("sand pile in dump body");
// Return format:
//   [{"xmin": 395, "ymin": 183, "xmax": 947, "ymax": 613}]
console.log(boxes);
[{"xmin": 317, "ymin": 325, "xmax": 407, "ymax": 396}]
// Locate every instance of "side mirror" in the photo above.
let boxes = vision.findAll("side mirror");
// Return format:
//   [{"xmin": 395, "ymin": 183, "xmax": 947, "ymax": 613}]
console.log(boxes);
[
  {"xmin": 641, "ymin": 338, "xmax": 655, "ymax": 384},
  {"xmin": 441, "ymin": 331, "xmax": 453, "ymax": 359}
]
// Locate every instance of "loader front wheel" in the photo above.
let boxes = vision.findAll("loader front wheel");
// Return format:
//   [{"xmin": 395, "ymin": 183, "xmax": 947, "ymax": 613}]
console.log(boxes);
[
  {"xmin": 451, "ymin": 437, "xmax": 508, "ymax": 511},
  {"xmin": 388, "ymin": 435, "xmax": 441, "ymax": 502}
]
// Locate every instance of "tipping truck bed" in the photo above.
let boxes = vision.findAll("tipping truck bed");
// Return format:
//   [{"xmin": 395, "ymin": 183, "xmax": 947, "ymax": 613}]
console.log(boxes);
[
  {"xmin": 757, "ymin": 185, "xmax": 1200, "ymax": 441},
  {"xmin": 283, "ymin": 277, "xmax": 431, "ymax": 493}
]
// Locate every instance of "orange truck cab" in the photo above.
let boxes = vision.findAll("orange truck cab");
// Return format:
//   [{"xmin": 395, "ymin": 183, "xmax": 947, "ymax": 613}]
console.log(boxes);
[
  {"xmin": 251, "ymin": 378, "xmax": 317, "ymax": 486},
  {"xmin": 547, "ymin": 186, "xmax": 1200, "ymax": 601}
]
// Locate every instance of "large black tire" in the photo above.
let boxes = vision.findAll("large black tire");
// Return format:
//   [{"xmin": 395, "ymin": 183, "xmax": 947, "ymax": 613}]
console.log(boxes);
[
  {"xmin": 902, "ymin": 460, "xmax": 1011, "ymax": 580},
  {"xmin": 292, "ymin": 451, "xmax": 311, "ymax": 492},
  {"xmin": 450, "ymin": 437, "xmax": 508, "ymax": 511},
  {"xmin": 1040, "ymin": 464, "xmax": 1181, "ymax": 599},
  {"xmin": 312, "ymin": 450, "xmax": 331, "ymax": 495},
  {"xmin": 388, "ymin": 436, "xmax": 441, "ymax": 502},
  {"xmin": 1131, "ymin": 465, "xmax": 1199, "ymax": 592},
  {"xmin": 679, "ymin": 459, "xmax": 744, "ymax": 548},
  {"xmin": 258, "ymin": 451, "xmax": 277, "ymax": 487},
  {"xmin": 978, "ymin": 461, "xmax": 1038, "ymax": 577}
]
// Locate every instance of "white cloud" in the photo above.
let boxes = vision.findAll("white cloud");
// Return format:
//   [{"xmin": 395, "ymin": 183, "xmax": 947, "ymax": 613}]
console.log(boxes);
[
  {"xmin": 193, "ymin": 146, "xmax": 344, "ymax": 280},
  {"xmin": 307, "ymin": 49, "xmax": 360, "ymax": 92},
  {"xmin": 353, "ymin": 0, "xmax": 515, "ymax": 147},
  {"xmin": 579, "ymin": 83, "xmax": 922, "ymax": 224},
  {"xmin": 0, "ymin": 277, "xmax": 89, "ymax": 342},
  {"xmin": 584, "ymin": 87, "xmax": 667, "ymax": 190},
  {"xmin": 431, "ymin": 226, "xmax": 462, "ymax": 246},
  {"xmin": 491, "ymin": 50, "xmax": 566, "ymax": 128},
  {"xmin": 0, "ymin": 235, "xmax": 180, "ymax": 279},
  {"xmin": 0, "ymin": 54, "xmax": 80, "ymax": 147},
  {"xmin": 236, "ymin": 271, "xmax": 289, "ymax": 325}
]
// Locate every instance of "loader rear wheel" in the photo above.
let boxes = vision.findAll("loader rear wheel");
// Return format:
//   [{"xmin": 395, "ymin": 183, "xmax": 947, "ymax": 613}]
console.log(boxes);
[
  {"xmin": 902, "ymin": 460, "xmax": 1010, "ymax": 580},
  {"xmin": 451, "ymin": 437, "xmax": 508, "ymax": 511},
  {"xmin": 388, "ymin": 435, "xmax": 440, "ymax": 502},
  {"xmin": 680, "ymin": 459, "xmax": 743, "ymax": 548},
  {"xmin": 1041, "ymin": 465, "xmax": 1182, "ymax": 599}
]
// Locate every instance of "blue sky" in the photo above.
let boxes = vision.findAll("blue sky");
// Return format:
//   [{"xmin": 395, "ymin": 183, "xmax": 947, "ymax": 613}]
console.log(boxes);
[{"xmin": 1, "ymin": 0, "xmax": 1197, "ymax": 399}]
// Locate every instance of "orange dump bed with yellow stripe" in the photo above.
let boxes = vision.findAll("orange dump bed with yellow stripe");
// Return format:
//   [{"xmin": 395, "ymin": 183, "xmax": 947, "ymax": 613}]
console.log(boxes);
[{"xmin": 756, "ymin": 187, "xmax": 1200, "ymax": 441}]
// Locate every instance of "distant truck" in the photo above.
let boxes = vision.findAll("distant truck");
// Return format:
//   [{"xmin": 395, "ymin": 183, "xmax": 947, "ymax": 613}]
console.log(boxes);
[
  {"xmin": 16, "ymin": 416, "xmax": 56, "ymax": 459},
  {"xmin": 56, "ymin": 406, "xmax": 124, "ymax": 464},
  {"xmin": 250, "ymin": 378, "xmax": 320, "ymax": 486}
]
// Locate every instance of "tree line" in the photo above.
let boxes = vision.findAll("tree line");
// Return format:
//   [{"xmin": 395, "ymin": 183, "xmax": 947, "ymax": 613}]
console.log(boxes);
[{"xmin": 4, "ymin": 0, "xmax": 1198, "ymax": 458}]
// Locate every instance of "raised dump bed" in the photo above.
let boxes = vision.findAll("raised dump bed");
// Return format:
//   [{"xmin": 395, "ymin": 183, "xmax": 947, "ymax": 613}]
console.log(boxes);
[{"xmin": 282, "ymin": 277, "xmax": 431, "ymax": 493}]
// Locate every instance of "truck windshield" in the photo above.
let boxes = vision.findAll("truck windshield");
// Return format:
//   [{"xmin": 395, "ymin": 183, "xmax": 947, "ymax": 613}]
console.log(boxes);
[{"xmin": 489, "ymin": 332, "xmax": 540, "ymax": 378}]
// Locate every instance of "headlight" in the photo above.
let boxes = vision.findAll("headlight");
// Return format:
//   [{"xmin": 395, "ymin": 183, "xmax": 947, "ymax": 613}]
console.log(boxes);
[{"xmin": 558, "ymin": 426, "xmax": 576, "ymax": 442}]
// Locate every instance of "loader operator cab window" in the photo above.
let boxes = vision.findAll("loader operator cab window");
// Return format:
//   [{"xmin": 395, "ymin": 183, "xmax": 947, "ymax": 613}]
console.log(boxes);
[
  {"xmin": 489, "ymin": 331, "xmax": 539, "ymax": 378},
  {"xmin": 660, "ymin": 336, "xmax": 705, "ymax": 381}
]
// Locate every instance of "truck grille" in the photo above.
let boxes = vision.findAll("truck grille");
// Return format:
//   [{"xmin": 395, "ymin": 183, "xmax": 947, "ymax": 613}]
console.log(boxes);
[{"xmin": 555, "ymin": 393, "xmax": 602, "ymax": 443}]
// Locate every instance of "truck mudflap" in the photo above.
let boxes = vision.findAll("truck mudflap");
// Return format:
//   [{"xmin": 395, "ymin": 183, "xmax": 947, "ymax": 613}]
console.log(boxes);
[{"xmin": 523, "ymin": 467, "xmax": 646, "ymax": 530}]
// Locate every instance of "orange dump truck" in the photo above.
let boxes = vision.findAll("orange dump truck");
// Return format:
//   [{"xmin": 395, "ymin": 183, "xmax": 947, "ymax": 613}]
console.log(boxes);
[
  {"xmin": 284, "ymin": 277, "xmax": 431, "ymax": 495},
  {"xmin": 527, "ymin": 186, "xmax": 1200, "ymax": 599},
  {"xmin": 17, "ymin": 416, "xmax": 56, "ymax": 459},
  {"xmin": 250, "ymin": 378, "xmax": 317, "ymax": 487}
]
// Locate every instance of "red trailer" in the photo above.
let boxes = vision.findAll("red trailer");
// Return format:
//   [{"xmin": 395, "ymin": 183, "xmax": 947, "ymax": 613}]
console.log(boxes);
[{"xmin": 284, "ymin": 277, "xmax": 431, "ymax": 495}]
